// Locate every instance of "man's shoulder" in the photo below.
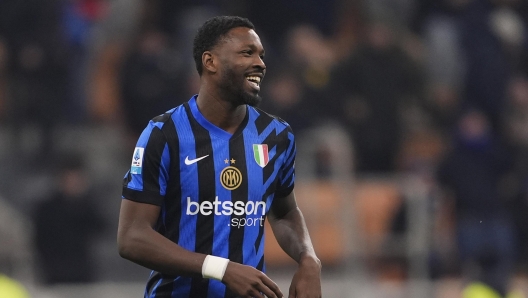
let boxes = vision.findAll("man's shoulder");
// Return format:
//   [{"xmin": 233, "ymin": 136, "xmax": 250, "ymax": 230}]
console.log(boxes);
[
  {"xmin": 251, "ymin": 106, "xmax": 293, "ymax": 133},
  {"xmin": 150, "ymin": 104, "xmax": 186, "ymax": 125}
]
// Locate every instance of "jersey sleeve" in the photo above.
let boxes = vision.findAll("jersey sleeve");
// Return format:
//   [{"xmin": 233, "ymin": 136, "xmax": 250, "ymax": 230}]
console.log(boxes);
[
  {"xmin": 122, "ymin": 121, "xmax": 170, "ymax": 206},
  {"xmin": 275, "ymin": 129, "xmax": 296, "ymax": 198}
]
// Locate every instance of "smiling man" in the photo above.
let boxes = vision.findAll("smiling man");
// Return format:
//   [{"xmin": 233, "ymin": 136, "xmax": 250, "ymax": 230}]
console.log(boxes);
[{"xmin": 117, "ymin": 16, "xmax": 322, "ymax": 298}]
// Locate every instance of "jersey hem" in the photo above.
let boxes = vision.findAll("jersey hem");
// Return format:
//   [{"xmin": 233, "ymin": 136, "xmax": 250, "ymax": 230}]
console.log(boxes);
[
  {"xmin": 122, "ymin": 187, "xmax": 164, "ymax": 206},
  {"xmin": 274, "ymin": 183, "xmax": 294, "ymax": 198}
]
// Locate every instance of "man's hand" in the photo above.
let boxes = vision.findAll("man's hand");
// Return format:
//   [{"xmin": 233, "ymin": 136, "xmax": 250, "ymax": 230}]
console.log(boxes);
[
  {"xmin": 288, "ymin": 255, "xmax": 321, "ymax": 298},
  {"xmin": 222, "ymin": 261, "xmax": 284, "ymax": 298}
]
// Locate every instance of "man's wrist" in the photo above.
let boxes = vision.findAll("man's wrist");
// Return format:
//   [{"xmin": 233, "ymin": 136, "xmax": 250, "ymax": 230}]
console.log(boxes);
[
  {"xmin": 299, "ymin": 251, "xmax": 321, "ymax": 269},
  {"xmin": 202, "ymin": 255, "xmax": 230, "ymax": 281}
]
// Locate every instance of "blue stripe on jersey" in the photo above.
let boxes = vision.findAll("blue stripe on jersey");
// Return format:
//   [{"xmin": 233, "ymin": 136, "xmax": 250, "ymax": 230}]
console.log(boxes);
[
  {"xmin": 173, "ymin": 105, "xmax": 198, "ymax": 252},
  {"xmin": 207, "ymin": 280, "xmax": 226, "ymax": 298},
  {"xmin": 171, "ymin": 277, "xmax": 191, "ymax": 298},
  {"xmin": 148, "ymin": 279, "xmax": 163, "ymax": 298},
  {"xmin": 158, "ymin": 143, "xmax": 170, "ymax": 196}
]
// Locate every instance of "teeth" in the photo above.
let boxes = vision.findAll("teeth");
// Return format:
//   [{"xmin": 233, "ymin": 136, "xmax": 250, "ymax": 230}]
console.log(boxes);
[{"xmin": 246, "ymin": 76, "xmax": 261, "ymax": 85}]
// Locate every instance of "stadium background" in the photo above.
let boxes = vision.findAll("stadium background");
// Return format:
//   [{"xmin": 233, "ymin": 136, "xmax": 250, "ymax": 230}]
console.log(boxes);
[{"xmin": 1, "ymin": 0, "xmax": 528, "ymax": 297}]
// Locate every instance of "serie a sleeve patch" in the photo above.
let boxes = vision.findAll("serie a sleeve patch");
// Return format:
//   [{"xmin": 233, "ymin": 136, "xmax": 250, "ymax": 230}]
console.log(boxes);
[{"xmin": 130, "ymin": 147, "xmax": 145, "ymax": 174}]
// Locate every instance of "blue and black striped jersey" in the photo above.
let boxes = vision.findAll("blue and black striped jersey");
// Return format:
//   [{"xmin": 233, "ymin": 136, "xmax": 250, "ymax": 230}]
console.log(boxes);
[{"xmin": 122, "ymin": 95, "xmax": 296, "ymax": 298}]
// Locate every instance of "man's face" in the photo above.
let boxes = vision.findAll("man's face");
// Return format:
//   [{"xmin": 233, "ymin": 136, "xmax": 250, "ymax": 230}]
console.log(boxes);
[{"xmin": 214, "ymin": 27, "xmax": 266, "ymax": 106}]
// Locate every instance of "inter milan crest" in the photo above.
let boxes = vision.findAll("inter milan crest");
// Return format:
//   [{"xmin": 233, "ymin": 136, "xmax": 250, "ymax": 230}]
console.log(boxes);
[
  {"xmin": 220, "ymin": 166, "xmax": 242, "ymax": 190},
  {"xmin": 253, "ymin": 144, "xmax": 269, "ymax": 168}
]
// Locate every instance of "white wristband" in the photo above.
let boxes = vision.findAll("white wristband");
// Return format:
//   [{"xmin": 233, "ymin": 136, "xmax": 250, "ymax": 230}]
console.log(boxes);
[{"xmin": 202, "ymin": 255, "xmax": 230, "ymax": 281}]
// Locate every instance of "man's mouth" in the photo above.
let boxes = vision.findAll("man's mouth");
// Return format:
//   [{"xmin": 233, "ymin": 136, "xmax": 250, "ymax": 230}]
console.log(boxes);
[{"xmin": 246, "ymin": 75, "xmax": 262, "ymax": 89}]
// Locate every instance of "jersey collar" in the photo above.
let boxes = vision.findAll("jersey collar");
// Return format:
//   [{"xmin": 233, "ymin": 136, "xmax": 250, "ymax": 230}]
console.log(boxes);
[{"xmin": 188, "ymin": 95, "xmax": 250, "ymax": 140}]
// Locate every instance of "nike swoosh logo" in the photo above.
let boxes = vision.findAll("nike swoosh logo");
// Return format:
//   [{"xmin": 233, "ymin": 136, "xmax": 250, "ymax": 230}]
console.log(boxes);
[{"xmin": 184, "ymin": 155, "xmax": 209, "ymax": 165}]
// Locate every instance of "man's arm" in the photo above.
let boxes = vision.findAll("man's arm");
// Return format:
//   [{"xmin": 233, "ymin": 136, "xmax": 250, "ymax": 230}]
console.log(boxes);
[
  {"xmin": 268, "ymin": 191, "xmax": 322, "ymax": 298},
  {"xmin": 117, "ymin": 199, "xmax": 205, "ymax": 276},
  {"xmin": 117, "ymin": 199, "xmax": 283, "ymax": 298}
]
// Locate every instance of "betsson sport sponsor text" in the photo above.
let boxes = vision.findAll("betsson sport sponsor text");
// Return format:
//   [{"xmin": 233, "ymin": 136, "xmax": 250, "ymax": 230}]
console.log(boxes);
[{"xmin": 186, "ymin": 197, "xmax": 265, "ymax": 228}]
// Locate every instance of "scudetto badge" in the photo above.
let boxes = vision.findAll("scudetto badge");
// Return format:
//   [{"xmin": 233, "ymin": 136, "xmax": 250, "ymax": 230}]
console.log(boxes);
[{"xmin": 220, "ymin": 166, "xmax": 242, "ymax": 190}]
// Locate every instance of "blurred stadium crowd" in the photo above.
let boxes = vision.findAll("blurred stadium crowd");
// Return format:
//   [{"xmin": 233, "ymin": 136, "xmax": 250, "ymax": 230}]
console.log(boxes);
[{"xmin": 1, "ymin": 0, "xmax": 528, "ymax": 297}]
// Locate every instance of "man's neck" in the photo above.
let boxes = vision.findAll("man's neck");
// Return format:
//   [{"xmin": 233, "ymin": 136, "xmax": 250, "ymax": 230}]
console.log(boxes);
[{"xmin": 196, "ymin": 88, "xmax": 247, "ymax": 134}]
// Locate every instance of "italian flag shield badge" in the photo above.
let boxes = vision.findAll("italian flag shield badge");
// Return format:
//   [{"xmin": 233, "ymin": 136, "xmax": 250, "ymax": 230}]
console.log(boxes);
[{"xmin": 253, "ymin": 144, "xmax": 269, "ymax": 167}]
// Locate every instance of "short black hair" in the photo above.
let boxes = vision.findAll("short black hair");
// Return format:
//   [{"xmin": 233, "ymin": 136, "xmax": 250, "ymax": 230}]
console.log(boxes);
[{"xmin": 193, "ymin": 16, "xmax": 255, "ymax": 76}]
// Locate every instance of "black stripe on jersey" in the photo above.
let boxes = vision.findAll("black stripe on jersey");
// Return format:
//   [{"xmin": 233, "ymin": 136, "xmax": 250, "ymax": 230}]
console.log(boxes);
[
  {"xmin": 224, "ymin": 290, "xmax": 238, "ymax": 298},
  {"xmin": 254, "ymin": 215, "xmax": 266, "ymax": 252},
  {"xmin": 185, "ymin": 102, "xmax": 215, "ymax": 298},
  {"xmin": 158, "ymin": 119, "xmax": 181, "ymax": 242},
  {"xmin": 256, "ymin": 255, "xmax": 265, "ymax": 271},
  {"xmin": 146, "ymin": 273, "xmax": 173, "ymax": 297},
  {"xmin": 143, "ymin": 127, "xmax": 165, "ymax": 196},
  {"xmin": 262, "ymin": 127, "xmax": 291, "ymax": 183},
  {"xmin": 224, "ymin": 117, "xmax": 250, "ymax": 298},
  {"xmin": 227, "ymin": 132, "xmax": 249, "ymax": 262},
  {"xmin": 123, "ymin": 171, "xmax": 132, "ymax": 186},
  {"xmin": 152, "ymin": 112, "xmax": 172, "ymax": 123},
  {"xmin": 254, "ymin": 108, "xmax": 275, "ymax": 135}
]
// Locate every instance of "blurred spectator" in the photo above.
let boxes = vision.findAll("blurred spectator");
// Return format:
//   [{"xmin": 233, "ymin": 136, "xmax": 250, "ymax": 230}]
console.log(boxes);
[
  {"xmin": 421, "ymin": 10, "xmax": 465, "ymax": 133},
  {"xmin": 453, "ymin": 0, "xmax": 513, "ymax": 128},
  {"xmin": 83, "ymin": 0, "xmax": 142, "ymax": 123},
  {"xmin": 328, "ymin": 19, "xmax": 425, "ymax": 173},
  {"xmin": 150, "ymin": 1, "xmax": 226, "ymax": 36},
  {"xmin": 259, "ymin": 24, "xmax": 344, "ymax": 178},
  {"xmin": 462, "ymin": 0, "xmax": 521, "ymax": 129},
  {"xmin": 61, "ymin": 0, "xmax": 110, "ymax": 122},
  {"xmin": 0, "ymin": 0, "xmax": 70, "ymax": 161},
  {"xmin": 363, "ymin": 0, "xmax": 417, "ymax": 29},
  {"xmin": 244, "ymin": 0, "xmax": 337, "ymax": 49},
  {"xmin": 119, "ymin": 28, "xmax": 189, "ymax": 140},
  {"xmin": 260, "ymin": 70, "xmax": 314, "ymax": 134},
  {"xmin": 437, "ymin": 109, "xmax": 517, "ymax": 296},
  {"xmin": 503, "ymin": 75, "xmax": 528, "ymax": 174},
  {"xmin": 331, "ymin": 0, "xmax": 363, "ymax": 62},
  {"xmin": 260, "ymin": 25, "xmax": 337, "ymax": 135},
  {"xmin": 489, "ymin": 5, "xmax": 525, "ymax": 69},
  {"xmin": 415, "ymin": 0, "xmax": 527, "ymax": 130},
  {"xmin": 502, "ymin": 74, "xmax": 528, "ymax": 273},
  {"xmin": 33, "ymin": 154, "xmax": 105, "ymax": 284}
]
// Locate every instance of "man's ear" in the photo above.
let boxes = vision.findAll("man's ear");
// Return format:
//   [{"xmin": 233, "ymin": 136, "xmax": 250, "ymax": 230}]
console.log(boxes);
[{"xmin": 202, "ymin": 51, "xmax": 217, "ymax": 74}]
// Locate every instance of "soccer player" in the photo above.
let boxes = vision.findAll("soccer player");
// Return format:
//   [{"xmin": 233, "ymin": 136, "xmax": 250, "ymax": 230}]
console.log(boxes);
[{"xmin": 117, "ymin": 16, "xmax": 322, "ymax": 298}]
